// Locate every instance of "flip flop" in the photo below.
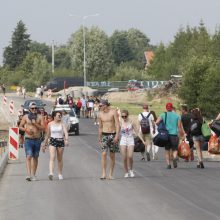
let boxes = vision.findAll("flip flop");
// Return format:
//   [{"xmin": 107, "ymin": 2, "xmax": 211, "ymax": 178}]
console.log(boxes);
[
  {"xmin": 108, "ymin": 176, "xmax": 115, "ymax": 180},
  {"xmin": 100, "ymin": 176, "xmax": 106, "ymax": 180}
]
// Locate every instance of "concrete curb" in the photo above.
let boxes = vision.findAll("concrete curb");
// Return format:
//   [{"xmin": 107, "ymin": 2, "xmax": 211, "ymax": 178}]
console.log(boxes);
[{"xmin": 0, "ymin": 151, "xmax": 8, "ymax": 175}]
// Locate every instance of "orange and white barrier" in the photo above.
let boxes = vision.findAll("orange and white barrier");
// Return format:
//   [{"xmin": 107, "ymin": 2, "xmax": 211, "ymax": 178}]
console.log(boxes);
[
  {"xmin": 9, "ymin": 127, "xmax": 19, "ymax": 160},
  {"xmin": 3, "ymin": 96, "xmax": 7, "ymax": 105},
  {"xmin": 9, "ymin": 100, "xmax": 14, "ymax": 114}
]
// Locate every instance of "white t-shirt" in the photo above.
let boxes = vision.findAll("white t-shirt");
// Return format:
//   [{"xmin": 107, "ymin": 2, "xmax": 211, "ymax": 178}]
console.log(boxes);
[
  {"xmin": 138, "ymin": 111, "xmax": 155, "ymax": 133},
  {"xmin": 80, "ymin": 98, "xmax": 87, "ymax": 107}
]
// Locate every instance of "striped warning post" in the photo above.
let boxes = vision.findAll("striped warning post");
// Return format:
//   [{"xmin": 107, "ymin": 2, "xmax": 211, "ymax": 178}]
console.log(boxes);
[
  {"xmin": 8, "ymin": 127, "xmax": 19, "ymax": 160},
  {"xmin": 3, "ymin": 96, "xmax": 7, "ymax": 105},
  {"xmin": 9, "ymin": 100, "xmax": 14, "ymax": 114}
]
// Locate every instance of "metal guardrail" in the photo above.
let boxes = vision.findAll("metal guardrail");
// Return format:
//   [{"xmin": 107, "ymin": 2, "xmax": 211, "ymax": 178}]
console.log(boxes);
[{"xmin": 0, "ymin": 140, "xmax": 7, "ymax": 158}]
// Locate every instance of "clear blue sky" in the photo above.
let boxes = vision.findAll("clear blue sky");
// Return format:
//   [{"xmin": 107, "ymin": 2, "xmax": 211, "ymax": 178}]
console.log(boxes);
[{"xmin": 1, "ymin": 0, "xmax": 220, "ymax": 65}]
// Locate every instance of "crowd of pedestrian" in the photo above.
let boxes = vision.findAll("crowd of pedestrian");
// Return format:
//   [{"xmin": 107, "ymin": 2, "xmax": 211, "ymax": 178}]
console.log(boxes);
[
  {"xmin": 98, "ymin": 100, "xmax": 220, "ymax": 179},
  {"xmin": 16, "ymin": 92, "xmax": 220, "ymax": 182},
  {"xmin": 55, "ymin": 94, "xmax": 102, "ymax": 122}
]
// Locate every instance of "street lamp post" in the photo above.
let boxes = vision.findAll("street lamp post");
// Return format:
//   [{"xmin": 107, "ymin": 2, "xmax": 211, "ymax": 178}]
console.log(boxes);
[{"xmin": 69, "ymin": 13, "xmax": 99, "ymax": 87}]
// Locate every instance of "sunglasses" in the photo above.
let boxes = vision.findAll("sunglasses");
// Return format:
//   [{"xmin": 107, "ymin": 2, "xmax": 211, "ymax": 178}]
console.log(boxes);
[
  {"xmin": 30, "ymin": 107, "xmax": 37, "ymax": 110},
  {"xmin": 121, "ymin": 115, "xmax": 128, "ymax": 118}
]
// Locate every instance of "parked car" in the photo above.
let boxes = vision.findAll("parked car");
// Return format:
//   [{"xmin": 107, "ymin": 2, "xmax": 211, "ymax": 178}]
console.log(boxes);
[
  {"xmin": 21, "ymin": 99, "xmax": 46, "ymax": 115},
  {"xmin": 51, "ymin": 105, "xmax": 79, "ymax": 135}
]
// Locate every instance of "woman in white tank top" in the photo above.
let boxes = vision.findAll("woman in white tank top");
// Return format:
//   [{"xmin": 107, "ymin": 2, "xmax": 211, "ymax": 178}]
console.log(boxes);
[
  {"xmin": 43, "ymin": 111, "xmax": 68, "ymax": 180},
  {"xmin": 120, "ymin": 110, "xmax": 140, "ymax": 178}
]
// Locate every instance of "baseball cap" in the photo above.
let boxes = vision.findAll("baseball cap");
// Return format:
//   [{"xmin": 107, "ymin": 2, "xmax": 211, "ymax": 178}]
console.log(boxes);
[
  {"xmin": 166, "ymin": 102, "xmax": 173, "ymax": 111},
  {"xmin": 29, "ymin": 102, "xmax": 37, "ymax": 108}
]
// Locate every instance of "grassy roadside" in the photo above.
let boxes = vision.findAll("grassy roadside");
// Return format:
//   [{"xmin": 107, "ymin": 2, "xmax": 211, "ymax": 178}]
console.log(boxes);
[{"xmin": 111, "ymin": 97, "xmax": 182, "ymax": 117}]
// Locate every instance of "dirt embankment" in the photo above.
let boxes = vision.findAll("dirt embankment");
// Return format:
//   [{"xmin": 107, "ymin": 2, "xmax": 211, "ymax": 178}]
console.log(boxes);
[{"xmin": 102, "ymin": 91, "xmax": 148, "ymax": 104}]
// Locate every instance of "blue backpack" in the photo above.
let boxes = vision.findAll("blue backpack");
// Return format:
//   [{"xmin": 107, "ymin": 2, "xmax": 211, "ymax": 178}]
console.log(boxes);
[{"xmin": 153, "ymin": 112, "xmax": 169, "ymax": 147}]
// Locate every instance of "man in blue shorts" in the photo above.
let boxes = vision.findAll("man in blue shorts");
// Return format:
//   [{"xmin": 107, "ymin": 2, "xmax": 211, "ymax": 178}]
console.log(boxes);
[{"xmin": 19, "ymin": 102, "xmax": 45, "ymax": 181}]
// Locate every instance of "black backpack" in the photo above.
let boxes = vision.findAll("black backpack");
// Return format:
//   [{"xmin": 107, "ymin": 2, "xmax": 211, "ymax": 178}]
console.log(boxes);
[
  {"xmin": 153, "ymin": 112, "xmax": 169, "ymax": 147},
  {"xmin": 140, "ymin": 113, "xmax": 151, "ymax": 134},
  {"xmin": 190, "ymin": 119, "xmax": 202, "ymax": 136}
]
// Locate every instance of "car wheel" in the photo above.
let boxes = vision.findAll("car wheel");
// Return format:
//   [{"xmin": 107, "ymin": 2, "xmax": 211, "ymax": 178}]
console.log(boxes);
[
  {"xmin": 75, "ymin": 129, "xmax": 79, "ymax": 135},
  {"xmin": 75, "ymin": 124, "xmax": 79, "ymax": 135}
]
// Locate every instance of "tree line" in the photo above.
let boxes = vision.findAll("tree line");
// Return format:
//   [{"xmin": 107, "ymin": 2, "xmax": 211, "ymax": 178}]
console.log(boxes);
[{"xmin": 0, "ymin": 20, "xmax": 219, "ymax": 117}]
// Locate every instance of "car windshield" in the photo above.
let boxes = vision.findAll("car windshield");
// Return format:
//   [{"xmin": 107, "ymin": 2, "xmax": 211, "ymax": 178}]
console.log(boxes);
[
  {"xmin": 53, "ymin": 107, "xmax": 76, "ymax": 117},
  {"xmin": 24, "ymin": 100, "xmax": 44, "ymax": 108}
]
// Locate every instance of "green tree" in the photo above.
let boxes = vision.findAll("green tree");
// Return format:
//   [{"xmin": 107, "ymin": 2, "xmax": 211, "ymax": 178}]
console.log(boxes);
[
  {"xmin": 55, "ymin": 46, "xmax": 71, "ymax": 69},
  {"xmin": 211, "ymin": 28, "xmax": 220, "ymax": 59},
  {"xmin": 69, "ymin": 26, "xmax": 113, "ymax": 81},
  {"xmin": 198, "ymin": 61, "xmax": 220, "ymax": 118},
  {"xmin": 110, "ymin": 63, "xmax": 148, "ymax": 81},
  {"xmin": 147, "ymin": 43, "xmax": 175, "ymax": 80},
  {"xmin": 3, "ymin": 20, "xmax": 31, "ymax": 69},
  {"xmin": 127, "ymin": 28, "xmax": 150, "ymax": 69},
  {"xmin": 18, "ymin": 52, "xmax": 51, "ymax": 91},
  {"xmin": 179, "ymin": 55, "xmax": 212, "ymax": 109},
  {"xmin": 110, "ymin": 30, "xmax": 134, "ymax": 65},
  {"xmin": 29, "ymin": 41, "xmax": 52, "ymax": 63}
]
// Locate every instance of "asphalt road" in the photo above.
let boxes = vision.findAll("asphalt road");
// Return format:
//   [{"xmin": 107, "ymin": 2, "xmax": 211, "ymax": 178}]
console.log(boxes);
[{"xmin": 0, "ymin": 96, "xmax": 220, "ymax": 220}]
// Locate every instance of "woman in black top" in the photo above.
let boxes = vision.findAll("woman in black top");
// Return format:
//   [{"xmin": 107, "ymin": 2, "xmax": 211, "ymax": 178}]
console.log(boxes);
[{"xmin": 190, "ymin": 108, "xmax": 204, "ymax": 168}]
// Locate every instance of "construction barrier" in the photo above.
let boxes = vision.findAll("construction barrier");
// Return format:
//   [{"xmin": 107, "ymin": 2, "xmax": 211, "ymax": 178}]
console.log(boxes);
[
  {"xmin": 3, "ymin": 96, "xmax": 7, "ymax": 105},
  {"xmin": 9, "ymin": 100, "xmax": 14, "ymax": 114},
  {"xmin": 8, "ymin": 127, "xmax": 19, "ymax": 160}
]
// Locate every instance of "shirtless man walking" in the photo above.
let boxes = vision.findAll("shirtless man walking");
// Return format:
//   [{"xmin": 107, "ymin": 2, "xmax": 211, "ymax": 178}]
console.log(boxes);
[
  {"xmin": 19, "ymin": 102, "xmax": 45, "ymax": 181},
  {"xmin": 98, "ymin": 100, "xmax": 120, "ymax": 180}
]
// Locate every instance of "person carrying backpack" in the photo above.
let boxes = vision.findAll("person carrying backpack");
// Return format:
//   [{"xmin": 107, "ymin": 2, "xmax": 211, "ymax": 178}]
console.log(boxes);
[
  {"xmin": 189, "ymin": 108, "xmax": 205, "ymax": 168},
  {"xmin": 156, "ymin": 103, "xmax": 185, "ymax": 169},
  {"xmin": 138, "ymin": 104, "xmax": 156, "ymax": 161}
]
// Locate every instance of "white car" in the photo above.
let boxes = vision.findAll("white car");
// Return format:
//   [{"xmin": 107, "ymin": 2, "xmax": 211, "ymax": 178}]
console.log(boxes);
[{"xmin": 52, "ymin": 105, "xmax": 79, "ymax": 135}]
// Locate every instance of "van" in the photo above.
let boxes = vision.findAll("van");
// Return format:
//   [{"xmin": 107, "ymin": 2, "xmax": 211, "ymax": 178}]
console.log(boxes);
[{"xmin": 44, "ymin": 77, "xmax": 84, "ymax": 92}]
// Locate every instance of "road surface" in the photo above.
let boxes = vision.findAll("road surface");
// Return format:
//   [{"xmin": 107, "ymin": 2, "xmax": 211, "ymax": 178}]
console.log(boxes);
[{"xmin": 0, "ymin": 96, "xmax": 220, "ymax": 220}]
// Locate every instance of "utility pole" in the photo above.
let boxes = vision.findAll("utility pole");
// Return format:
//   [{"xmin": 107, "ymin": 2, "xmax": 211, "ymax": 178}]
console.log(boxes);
[{"xmin": 52, "ymin": 40, "xmax": 55, "ymax": 74}]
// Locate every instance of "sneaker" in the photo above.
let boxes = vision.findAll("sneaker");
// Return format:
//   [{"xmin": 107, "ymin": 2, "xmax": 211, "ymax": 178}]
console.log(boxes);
[
  {"xmin": 31, "ymin": 176, "xmax": 38, "ymax": 181},
  {"xmin": 26, "ymin": 176, "xmax": 31, "ymax": 181},
  {"xmin": 173, "ymin": 158, "xmax": 178, "ymax": 168},
  {"xmin": 48, "ymin": 174, "xmax": 53, "ymax": 181},
  {"xmin": 129, "ymin": 170, "xmax": 135, "ymax": 178},
  {"xmin": 167, "ymin": 165, "xmax": 171, "ymax": 169},
  {"xmin": 94, "ymin": 122, "xmax": 96, "ymax": 125},
  {"xmin": 146, "ymin": 152, "xmax": 151, "ymax": 161},
  {"xmin": 124, "ymin": 173, "xmax": 129, "ymax": 178},
  {"xmin": 58, "ymin": 174, "xmax": 63, "ymax": 180}
]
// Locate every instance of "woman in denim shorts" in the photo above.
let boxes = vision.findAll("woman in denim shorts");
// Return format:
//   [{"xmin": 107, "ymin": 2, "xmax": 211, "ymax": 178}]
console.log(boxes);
[{"xmin": 43, "ymin": 111, "xmax": 68, "ymax": 180}]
